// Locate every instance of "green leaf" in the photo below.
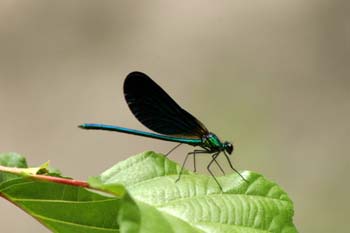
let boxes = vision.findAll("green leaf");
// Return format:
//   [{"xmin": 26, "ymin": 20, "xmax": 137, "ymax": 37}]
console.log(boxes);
[
  {"xmin": 91, "ymin": 151, "xmax": 297, "ymax": 233},
  {"xmin": 0, "ymin": 152, "xmax": 28, "ymax": 167},
  {"xmin": 0, "ymin": 152, "xmax": 28, "ymax": 182},
  {"xmin": 0, "ymin": 177, "xmax": 140, "ymax": 233},
  {"xmin": 0, "ymin": 152, "xmax": 298, "ymax": 233},
  {"xmin": 0, "ymin": 153, "xmax": 135, "ymax": 233}
]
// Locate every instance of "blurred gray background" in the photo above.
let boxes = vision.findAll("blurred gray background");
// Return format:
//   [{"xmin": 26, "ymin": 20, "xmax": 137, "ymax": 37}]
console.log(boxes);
[{"xmin": 0, "ymin": 1, "xmax": 349, "ymax": 232}]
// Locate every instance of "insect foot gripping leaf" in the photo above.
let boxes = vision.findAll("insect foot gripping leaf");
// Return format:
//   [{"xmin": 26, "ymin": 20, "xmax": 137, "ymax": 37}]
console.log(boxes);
[{"xmin": 91, "ymin": 151, "xmax": 298, "ymax": 233}]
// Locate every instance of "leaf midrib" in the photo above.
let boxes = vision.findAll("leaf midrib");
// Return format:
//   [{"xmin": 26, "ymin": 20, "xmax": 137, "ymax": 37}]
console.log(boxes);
[
  {"xmin": 9, "ymin": 198, "xmax": 117, "ymax": 204},
  {"xmin": 153, "ymin": 193, "xmax": 290, "ymax": 208},
  {"xmin": 127, "ymin": 175, "xmax": 289, "ymax": 203}
]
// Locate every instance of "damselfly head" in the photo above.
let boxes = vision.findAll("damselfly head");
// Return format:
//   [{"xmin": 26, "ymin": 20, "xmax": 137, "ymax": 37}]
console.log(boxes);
[{"xmin": 224, "ymin": 142, "xmax": 234, "ymax": 154}]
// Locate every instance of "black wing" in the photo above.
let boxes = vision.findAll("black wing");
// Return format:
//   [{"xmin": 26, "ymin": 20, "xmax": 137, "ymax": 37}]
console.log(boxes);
[{"xmin": 123, "ymin": 71, "xmax": 209, "ymax": 139}]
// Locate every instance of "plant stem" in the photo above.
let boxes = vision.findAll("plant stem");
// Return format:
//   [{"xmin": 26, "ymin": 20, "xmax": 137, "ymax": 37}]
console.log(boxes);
[{"xmin": 0, "ymin": 165, "xmax": 89, "ymax": 188}]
